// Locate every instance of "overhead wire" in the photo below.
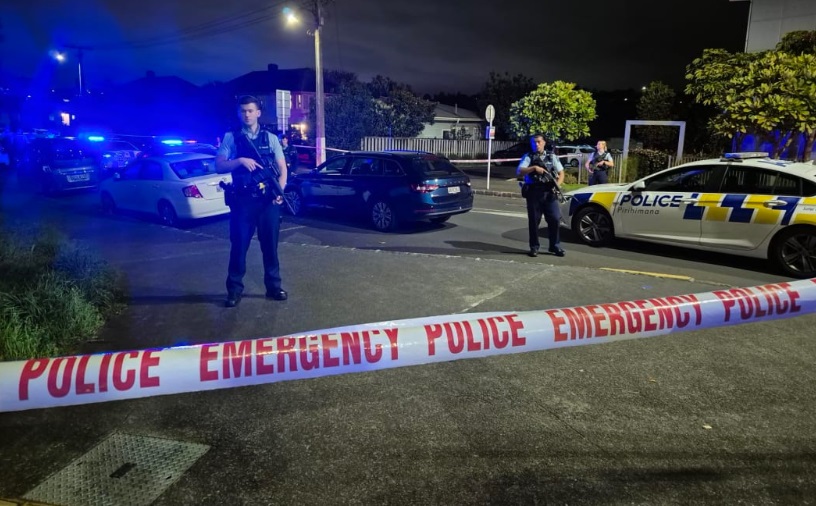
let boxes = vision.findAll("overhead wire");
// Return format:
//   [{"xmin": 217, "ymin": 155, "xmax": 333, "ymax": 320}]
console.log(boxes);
[{"xmin": 91, "ymin": 1, "xmax": 289, "ymax": 51}]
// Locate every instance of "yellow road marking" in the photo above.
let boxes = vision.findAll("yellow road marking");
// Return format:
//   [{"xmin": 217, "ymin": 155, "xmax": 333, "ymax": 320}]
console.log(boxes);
[{"xmin": 599, "ymin": 268, "xmax": 694, "ymax": 281}]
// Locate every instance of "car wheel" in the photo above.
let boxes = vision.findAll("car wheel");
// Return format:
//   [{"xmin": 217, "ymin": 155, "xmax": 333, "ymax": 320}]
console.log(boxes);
[
  {"xmin": 570, "ymin": 158, "xmax": 579, "ymax": 168},
  {"xmin": 100, "ymin": 192, "xmax": 116, "ymax": 214},
  {"xmin": 158, "ymin": 200, "xmax": 179, "ymax": 227},
  {"xmin": 371, "ymin": 199, "xmax": 398, "ymax": 232},
  {"xmin": 40, "ymin": 178, "xmax": 55, "ymax": 197},
  {"xmin": 430, "ymin": 215, "xmax": 451, "ymax": 224},
  {"xmin": 770, "ymin": 227, "xmax": 816, "ymax": 278},
  {"xmin": 573, "ymin": 205, "xmax": 614, "ymax": 246},
  {"xmin": 284, "ymin": 189, "xmax": 304, "ymax": 216}
]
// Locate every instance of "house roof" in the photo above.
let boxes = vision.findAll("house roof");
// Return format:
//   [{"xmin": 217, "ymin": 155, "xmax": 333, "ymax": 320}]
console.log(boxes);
[
  {"xmin": 228, "ymin": 64, "xmax": 344, "ymax": 94},
  {"xmin": 434, "ymin": 104, "xmax": 481, "ymax": 122}
]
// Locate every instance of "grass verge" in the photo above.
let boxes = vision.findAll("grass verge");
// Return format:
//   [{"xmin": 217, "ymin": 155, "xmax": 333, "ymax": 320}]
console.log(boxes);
[{"xmin": 0, "ymin": 223, "xmax": 126, "ymax": 360}]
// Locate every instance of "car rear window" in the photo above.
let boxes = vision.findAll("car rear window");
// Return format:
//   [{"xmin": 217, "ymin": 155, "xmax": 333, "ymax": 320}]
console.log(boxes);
[
  {"xmin": 170, "ymin": 158, "xmax": 217, "ymax": 179},
  {"xmin": 410, "ymin": 156, "xmax": 461, "ymax": 177},
  {"xmin": 43, "ymin": 139, "xmax": 96, "ymax": 161}
]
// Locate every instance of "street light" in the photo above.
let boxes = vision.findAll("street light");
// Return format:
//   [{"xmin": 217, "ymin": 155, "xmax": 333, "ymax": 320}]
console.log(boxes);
[
  {"xmin": 284, "ymin": 2, "xmax": 326, "ymax": 165},
  {"xmin": 53, "ymin": 46, "xmax": 87, "ymax": 96}
]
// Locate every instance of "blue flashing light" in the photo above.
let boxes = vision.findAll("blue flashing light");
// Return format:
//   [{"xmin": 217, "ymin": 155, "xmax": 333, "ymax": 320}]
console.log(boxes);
[
  {"xmin": 161, "ymin": 139, "xmax": 184, "ymax": 146},
  {"xmin": 87, "ymin": 135, "xmax": 106, "ymax": 142},
  {"xmin": 103, "ymin": 154, "xmax": 112, "ymax": 158}
]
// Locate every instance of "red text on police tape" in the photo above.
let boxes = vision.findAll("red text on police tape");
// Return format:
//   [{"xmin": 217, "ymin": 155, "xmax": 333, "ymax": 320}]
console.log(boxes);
[
  {"xmin": 199, "ymin": 329, "xmax": 399, "ymax": 381},
  {"xmin": 545, "ymin": 295, "xmax": 703, "ymax": 342},
  {"xmin": 424, "ymin": 315, "xmax": 525, "ymax": 356},
  {"xmin": 18, "ymin": 351, "xmax": 161, "ymax": 401},
  {"xmin": 713, "ymin": 283, "xmax": 801, "ymax": 323}
]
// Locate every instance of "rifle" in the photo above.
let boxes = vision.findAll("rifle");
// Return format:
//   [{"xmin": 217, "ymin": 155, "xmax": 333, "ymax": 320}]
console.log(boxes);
[
  {"xmin": 245, "ymin": 132, "xmax": 296, "ymax": 215},
  {"xmin": 532, "ymin": 168, "xmax": 567, "ymax": 204},
  {"xmin": 529, "ymin": 153, "xmax": 567, "ymax": 203}
]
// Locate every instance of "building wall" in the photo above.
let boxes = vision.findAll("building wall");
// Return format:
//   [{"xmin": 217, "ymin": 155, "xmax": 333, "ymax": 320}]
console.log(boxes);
[
  {"xmin": 744, "ymin": 0, "xmax": 816, "ymax": 52},
  {"xmin": 418, "ymin": 120, "xmax": 482, "ymax": 139}
]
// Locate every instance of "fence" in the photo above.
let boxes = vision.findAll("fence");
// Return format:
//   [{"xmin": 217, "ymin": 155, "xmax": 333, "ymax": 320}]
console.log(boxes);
[{"xmin": 360, "ymin": 137, "xmax": 518, "ymax": 159}]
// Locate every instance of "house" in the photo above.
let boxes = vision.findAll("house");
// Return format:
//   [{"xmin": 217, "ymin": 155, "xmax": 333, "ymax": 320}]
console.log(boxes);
[
  {"xmin": 418, "ymin": 104, "xmax": 484, "ymax": 140},
  {"xmin": 228, "ymin": 63, "xmax": 338, "ymax": 138}
]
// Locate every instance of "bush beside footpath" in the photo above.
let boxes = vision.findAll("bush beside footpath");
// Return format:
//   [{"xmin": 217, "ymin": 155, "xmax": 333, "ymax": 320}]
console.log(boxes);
[{"xmin": 0, "ymin": 223, "xmax": 126, "ymax": 361}]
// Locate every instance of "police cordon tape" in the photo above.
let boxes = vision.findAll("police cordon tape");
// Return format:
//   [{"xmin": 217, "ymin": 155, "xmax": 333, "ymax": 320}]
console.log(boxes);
[
  {"xmin": 291, "ymin": 144, "xmax": 565, "ymax": 166},
  {"xmin": 2, "ymin": 278, "xmax": 814, "ymax": 413}
]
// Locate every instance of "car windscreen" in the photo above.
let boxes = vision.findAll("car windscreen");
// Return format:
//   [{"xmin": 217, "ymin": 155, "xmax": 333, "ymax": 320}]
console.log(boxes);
[
  {"xmin": 410, "ymin": 156, "xmax": 461, "ymax": 177},
  {"xmin": 169, "ymin": 158, "xmax": 218, "ymax": 179}
]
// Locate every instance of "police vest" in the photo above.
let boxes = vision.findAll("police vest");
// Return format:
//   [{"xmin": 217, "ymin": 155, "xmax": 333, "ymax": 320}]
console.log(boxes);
[
  {"xmin": 591, "ymin": 151, "xmax": 611, "ymax": 169},
  {"xmin": 231, "ymin": 127, "xmax": 277, "ymax": 189},
  {"xmin": 525, "ymin": 151, "xmax": 557, "ymax": 186}
]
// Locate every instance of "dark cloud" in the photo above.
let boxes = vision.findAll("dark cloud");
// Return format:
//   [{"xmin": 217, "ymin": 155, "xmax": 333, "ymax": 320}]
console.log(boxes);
[{"xmin": 2, "ymin": 0, "xmax": 749, "ymax": 94}]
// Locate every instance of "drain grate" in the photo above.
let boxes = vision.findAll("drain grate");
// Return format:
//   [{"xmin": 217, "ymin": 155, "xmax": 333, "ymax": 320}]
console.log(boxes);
[{"xmin": 23, "ymin": 432, "xmax": 209, "ymax": 506}]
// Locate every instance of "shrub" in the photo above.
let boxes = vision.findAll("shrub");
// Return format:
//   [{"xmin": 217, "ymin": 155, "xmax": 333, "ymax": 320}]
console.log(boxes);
[{"xmin": 0, "ymin": 224, "xmax": 126, "ymax": 360}]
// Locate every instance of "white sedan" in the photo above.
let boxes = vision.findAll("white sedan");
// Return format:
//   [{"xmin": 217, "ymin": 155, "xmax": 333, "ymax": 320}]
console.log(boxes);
[
  {"xmin": 560, "ymin": 152, "xmax": 816, "ymax": 278},
  {"xmin": 99, "ymin": 153, "xmax": 232, "ymax": 226}
]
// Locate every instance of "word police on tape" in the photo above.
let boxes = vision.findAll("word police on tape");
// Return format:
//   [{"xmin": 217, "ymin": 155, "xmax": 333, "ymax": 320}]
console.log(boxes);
[{"xmin": 1, "ymin": 279, "xmax": 814, "ymax": 412}]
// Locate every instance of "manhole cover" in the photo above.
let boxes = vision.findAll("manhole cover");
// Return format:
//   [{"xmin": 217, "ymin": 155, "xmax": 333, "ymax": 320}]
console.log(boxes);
[{"xmin": 23, "ymin": 432, "xmax": 209, "ymax": 506}]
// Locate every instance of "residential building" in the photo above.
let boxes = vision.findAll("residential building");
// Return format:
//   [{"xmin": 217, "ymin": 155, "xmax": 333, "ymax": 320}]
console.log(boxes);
[{"xmin": 418, "ymin": 104, "xmax": 484, "ymax": 140}]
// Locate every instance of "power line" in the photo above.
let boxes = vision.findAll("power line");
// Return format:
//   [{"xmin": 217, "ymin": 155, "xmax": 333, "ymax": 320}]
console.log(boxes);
[{"xmin": 89, "ymin": 1, "xmax": 288, "ymax": 51}]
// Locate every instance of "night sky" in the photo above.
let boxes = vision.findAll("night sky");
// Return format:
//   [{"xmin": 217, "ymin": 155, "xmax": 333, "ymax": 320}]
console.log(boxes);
[{"xmin": 2, "ymin": 0, "xmax": 750, "ymax": 95}]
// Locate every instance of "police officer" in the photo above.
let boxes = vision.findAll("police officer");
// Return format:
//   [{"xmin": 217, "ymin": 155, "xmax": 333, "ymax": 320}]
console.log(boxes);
[
  {"xmin": 215, "ymin": 95, "xmax": 288, "ymax": 308},
  {"xmin": 517, "ymin": 134, "xmax": 565, "ymax": 258},
  {"xmin": 280, "ymin": 135, "xmax": 299, "ymax": 173},
  {"xmin": 586, "ymin": 140, "xmax": 614, "ymax": 186}
]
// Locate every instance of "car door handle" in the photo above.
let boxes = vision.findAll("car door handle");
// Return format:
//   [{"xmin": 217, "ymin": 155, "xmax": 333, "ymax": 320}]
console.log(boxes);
[
  {"xmin": 679, "ymin": 198, "xmax": 699, "ymax": 204},
  {"xmin": 763, "ymin": 200, "xmax": 787, "ymax": 208}
]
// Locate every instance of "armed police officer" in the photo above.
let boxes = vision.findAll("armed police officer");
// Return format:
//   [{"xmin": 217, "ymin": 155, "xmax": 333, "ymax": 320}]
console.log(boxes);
[
  {"xmin": 216, "ymin": 95, "xmax": 289, "ymax": 308},
  {"xmin": 585, "ymin": 140, "xmax": 614, "ymax": 186},
  {"xmin": 517, "ymin": 134, "xmax": 566, "ymax": 258}
]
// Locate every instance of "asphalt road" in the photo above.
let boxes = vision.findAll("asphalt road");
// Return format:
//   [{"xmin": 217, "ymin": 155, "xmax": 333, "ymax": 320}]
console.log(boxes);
[{"xmin": 1, "ymin": 180, "xmax": 814, "ymax": 505}]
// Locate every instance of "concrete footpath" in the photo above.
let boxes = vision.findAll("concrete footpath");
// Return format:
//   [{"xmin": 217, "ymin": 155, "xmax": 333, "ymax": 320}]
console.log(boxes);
[{"xmin": 1, "ymin": 169, "xmax": 816, "ymax": 505}]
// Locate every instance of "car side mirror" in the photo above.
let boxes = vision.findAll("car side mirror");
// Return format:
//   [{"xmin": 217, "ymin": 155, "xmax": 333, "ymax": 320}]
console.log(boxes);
[{"xmin": 630, "ymin": 180, "xmax": 645, "ymax": 191}]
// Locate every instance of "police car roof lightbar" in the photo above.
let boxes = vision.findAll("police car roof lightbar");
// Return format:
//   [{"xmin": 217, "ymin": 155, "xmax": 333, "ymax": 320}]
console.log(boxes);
[{"xmin": 722, "ymin": 152, "xmax": 770, "ymax": 161}]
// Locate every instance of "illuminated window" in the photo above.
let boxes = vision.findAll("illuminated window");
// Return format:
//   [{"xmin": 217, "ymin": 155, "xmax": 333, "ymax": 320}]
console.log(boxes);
[{"xmin": 60, "ymin": 113, "xmax": 71, "ymax": 126}]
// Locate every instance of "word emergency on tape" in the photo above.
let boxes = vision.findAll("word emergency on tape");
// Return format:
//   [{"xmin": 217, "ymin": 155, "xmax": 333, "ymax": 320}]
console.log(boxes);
[{"xmin": 2, "ymin": 279, "xmax": 815, "ymax": 412}]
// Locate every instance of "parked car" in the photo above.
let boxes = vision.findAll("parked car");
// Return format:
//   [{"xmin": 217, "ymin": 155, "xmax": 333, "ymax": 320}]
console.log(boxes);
[
  {"xmin": 554, "ymin": 145, "xmax": 595, "ymax": 167},
  {"xmin": 99, "ymin": 153, "xmax": 231, "ymax": 227},
  {"xmin": 21, "ymin": 137, "xmax": 102, "ymax": 195},
  {"xmin": 98, "ymin": 139, "xmax": 141, "ymax": 175},
  {"xmin": 284, "ymin": 151, "xmax": 474, "ymax": 231},
  {"xmin": 491, "ymin": 142, "xmax": 530, "ymax": 166},
  {"xmin": 560, "ymin": 152, "xmax": 816, "ymax": 277}
]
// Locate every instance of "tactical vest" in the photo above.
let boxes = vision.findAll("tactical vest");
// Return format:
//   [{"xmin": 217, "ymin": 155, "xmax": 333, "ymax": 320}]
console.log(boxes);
[
  {"xmin": 591, "ymin": 151, "xmax": 610, "ymax": 169},
  {"xmin": 231, "ymin": 127, "xmax": 276, "ymax": 189},
  {"xmin": 525, "ymin": 151, "xmax": 557, "ymax": 186}
]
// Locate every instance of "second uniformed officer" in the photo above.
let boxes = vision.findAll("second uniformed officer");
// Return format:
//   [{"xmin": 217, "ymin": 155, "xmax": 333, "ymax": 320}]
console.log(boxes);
[
  {"xmin": 215, "ymin": 95, "xmax": 288, "ymax": 307},
  {"xmin": 517, "ymin": 134, "xmax": 566, "ymax": 258}
]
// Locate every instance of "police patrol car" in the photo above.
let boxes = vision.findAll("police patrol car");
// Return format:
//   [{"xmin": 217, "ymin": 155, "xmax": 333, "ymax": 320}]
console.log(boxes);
[{"xmin": 560, "ymin": 152, "xmax": 816, "ymax": 278}]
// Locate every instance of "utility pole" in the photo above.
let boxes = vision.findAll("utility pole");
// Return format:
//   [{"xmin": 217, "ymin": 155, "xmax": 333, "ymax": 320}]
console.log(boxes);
[
  {"xmin": 64, "ymin": 44, "xmax": 92, "ymax": 96},
  {"xmin": 313, "ymin": 0, "xmax": 326, "ymax": 165}
]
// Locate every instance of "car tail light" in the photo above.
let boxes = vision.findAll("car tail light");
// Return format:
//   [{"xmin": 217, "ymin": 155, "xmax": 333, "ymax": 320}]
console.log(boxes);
[
  {"xmin": 182, "ymin": 185, "xmax": 204, "ymax": 198},
  {"xmin": 410, "ymin": 183, "xmax": 439, "ymax": 193}
]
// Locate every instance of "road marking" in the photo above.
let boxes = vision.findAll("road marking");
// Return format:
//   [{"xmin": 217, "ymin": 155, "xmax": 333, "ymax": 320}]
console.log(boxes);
[
  {"xmin": 471, "ymin": 209, "xmax": 527, "ymax": 218},
  {"xmin": 599, "ymin": 268, "xmax": 695, "ymax": 281}
]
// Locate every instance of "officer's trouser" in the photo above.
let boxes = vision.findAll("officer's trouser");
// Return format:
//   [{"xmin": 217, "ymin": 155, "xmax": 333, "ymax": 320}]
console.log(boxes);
[
  {"xmin": 589, "ymin": 169, "xmax": 608, "ymax": 186},
  {"xmin": 525, "ymin": 187, "xmax": 561, "ymax": 252},
  {"xmin": 226, "ymin": 195, "xmax": 281, "ymax": 296}
]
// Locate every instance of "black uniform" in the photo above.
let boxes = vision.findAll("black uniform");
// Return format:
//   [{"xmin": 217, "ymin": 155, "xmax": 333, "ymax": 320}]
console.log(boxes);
[{"xmin": 223, "ymin": 127, "xmax": 285, "ymax": 301}]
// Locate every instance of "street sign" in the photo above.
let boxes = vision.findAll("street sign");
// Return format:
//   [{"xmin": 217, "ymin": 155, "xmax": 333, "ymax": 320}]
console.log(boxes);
[
  {"xmin": 485, "ymin": 126, "xmax": 496, "ymax": 140},
  {"xmin": 485, "ymin": 105, "xmax": 495, "ymax": 123}
]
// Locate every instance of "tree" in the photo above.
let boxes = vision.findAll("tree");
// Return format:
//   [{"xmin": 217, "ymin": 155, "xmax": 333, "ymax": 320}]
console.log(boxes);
[
  {"xmin": 476, "ymin": 71, "xmax": 536, "ymax": 140},
  {"xmin": 312, "ymin": 82, "xmax": 376, "ymax": 151},
  {"xmin": 508, "ymin": 81, "xmax": 596, "ymax": 142},
  {"xmin": 635, "ymin": 81, "xmax": 677, "ymax": 149},
  {"xmin": 366, "ymin": 76, "xmax": 436, "ymax": 138},
  {"xmin": 685, "ymin": 45, "xmax": 816, "ymax": 159},
  {"xmin": 776, "ymin": 30, "xmax": 816, "ymax": 55}
]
